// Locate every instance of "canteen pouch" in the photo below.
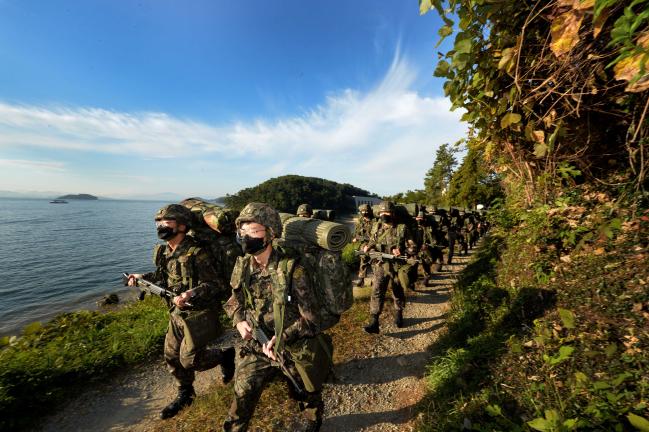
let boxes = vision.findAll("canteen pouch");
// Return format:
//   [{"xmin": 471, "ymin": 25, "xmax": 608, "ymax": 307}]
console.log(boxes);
[
  {"xmin": 286, "ymin": 333, "xmax": 333, "ymax": 393},
  {"xmin": 180, "ymin": 308, "xmax": 222, "ymax": 349}
]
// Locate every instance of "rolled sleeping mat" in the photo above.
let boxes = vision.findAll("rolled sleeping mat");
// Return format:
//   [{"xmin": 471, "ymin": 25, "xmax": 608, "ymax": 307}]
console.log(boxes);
[
  {"xmin": 180, "ymin": 197, "xmax": 238, "ymax": 234},
  {"xmin": 281, "ymin": 214, "xmax": 350, "ymax": 251},
  {"xmin": 404, "ymin": 203, "xmax": 419, "ymax": 217},
  {"xmin": 312, "ymin": 209, "xmax": 328, "ymax": 220}
]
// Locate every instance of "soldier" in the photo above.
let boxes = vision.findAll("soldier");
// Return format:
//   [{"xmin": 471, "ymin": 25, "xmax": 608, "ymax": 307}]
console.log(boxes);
[
  {"xmin": 447, "ymin": 208, "xmax": 463, "ymax": 264},
  {"xmin": 414, "ymin": 211, "xmax": 444, "ymax": 283},
  {"xmin": 223, "ymin": 202, "xmax": 332, "ymax": 432},
  {"xmin": 362, "ymin": 201, "xmax": 411, "ymax": 333},
  {"xmin": 127, "ymin": 204, "xmax": 235, "ymax": 419},
  {"xmin": 464, "ymin": 211, "xmax": 478, "ymax": 250},
  {"xmin": 352, "ymin": 204, "xmax": 374, "ymax": 287},
  {"xmin": 296, "ymin": 203, "xmax": 313, "ymax": 218}
]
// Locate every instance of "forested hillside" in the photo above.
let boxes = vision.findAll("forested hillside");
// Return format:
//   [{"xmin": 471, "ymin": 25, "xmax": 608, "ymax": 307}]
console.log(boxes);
[
  {"xmin": 416, "ymin": 0, "xmax": 649, "ymax": 430},
  {"xmin": 223, "ymin": 175, "xmax": 376, "ymax": 213}
]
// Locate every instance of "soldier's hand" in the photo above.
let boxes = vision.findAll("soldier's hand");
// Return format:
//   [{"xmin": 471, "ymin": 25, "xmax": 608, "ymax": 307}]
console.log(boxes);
[
  {"xmin": 352, "ymin": 238, "xmax": 358, "ymax": 243},
  {"xmin": 263, "ymin": 335, "xmax": 277, "ymax": 361},
  {"xmin": 236, "ymin": 320, "xmax": 253, "ymax": 341},
  {"xmin": 363, "ymin": 245, "xmax": 369, "ymax": 253},
  {"xmin": 392, "ymin": 248, "xmax": 401, "ymax": 256},
  {"xmin": 173, "ymin": 290, "xmax": 194, "ymax": 309},
  {"xmin": 127, "ymin": 274, "xmax": 142, "ymax": 286}
]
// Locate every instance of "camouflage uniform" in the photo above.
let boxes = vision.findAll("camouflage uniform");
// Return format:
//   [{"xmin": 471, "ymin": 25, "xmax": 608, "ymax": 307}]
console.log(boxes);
[
  {"xmin": 365, "ymin": 204, "xmax": 410, "ymax": 318},
  {"xmin": 223, "ymin": 203, "xmax": 332, "ymax": 432},
  {"xmin": 144, "ymin": 234, "xmax": 228, "ymax": 390},
  {"xmin": 353, "ymin": 204, "xmax": 375, "ymax": 280},
  {"xmin": 413, "ymin": 215, "xmax": 444, "ymax": 276},
  {"xmin": 447, "ymin": 209, "xmax": 464, "ymax": 264}
]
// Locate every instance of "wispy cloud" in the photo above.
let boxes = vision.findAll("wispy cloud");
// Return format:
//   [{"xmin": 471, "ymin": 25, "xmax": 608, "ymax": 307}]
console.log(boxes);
[
  {"xmin": 0, "ymin": 53, "xmax": 466, "ymax": 194},
  {"xmin": 0, "ymin": 158, "xmax": 65, "ymax": 171}
]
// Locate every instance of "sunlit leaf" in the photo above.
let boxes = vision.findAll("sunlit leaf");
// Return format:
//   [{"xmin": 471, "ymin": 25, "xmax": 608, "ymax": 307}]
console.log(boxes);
[
  {"xmin": 558, "ymin": 308, "xmax": 576, "ymax": 329},
  {"xmin": 528, "ymin": 417, "xmax": 550, "ymax": 431},
  {"xmin": 628, "ymin": 413, "xmax": 649, "ymax": 432},
  {"xmin": 500, "ymin": 112, "xmax": 522, "ymax": 128},
  {"xmin": 534, "ymin": 143, "xmax": 548, "ymax": 158},
  {"xmin": 434, "ymin": 60, "xmax": 451, "ymax": 77},
  {"xmin": 550, "ymin": 9, "xmax": 586, "ymax": 57}
]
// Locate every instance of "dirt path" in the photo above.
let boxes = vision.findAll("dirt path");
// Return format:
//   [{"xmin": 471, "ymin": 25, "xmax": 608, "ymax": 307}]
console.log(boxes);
[
  {"xmin": 321, "ymin": 253, "xmax": 470, "ymax": 432},
  {"xmin": 38, "ymin": 251, "xmax": 473, "ymax": 432}
]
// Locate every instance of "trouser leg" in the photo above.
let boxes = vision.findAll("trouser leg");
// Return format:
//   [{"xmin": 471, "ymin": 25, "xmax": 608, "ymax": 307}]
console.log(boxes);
[
  {"xmin": 369, "ymin": 262, "xmax": 390, "ymax": 315},
  {"xmin": 391, "ymin": 264, "xmax": 406, "ymax": 311},
  {"xmin": 164, "ymin": 314, "xmax": 195, "ymax": 389},
  {"xmin": 224, "ymin": 349, "xmax": 275, "ymax": 432}
]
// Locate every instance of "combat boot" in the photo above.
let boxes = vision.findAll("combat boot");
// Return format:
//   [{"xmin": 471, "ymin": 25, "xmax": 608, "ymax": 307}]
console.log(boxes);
[
  {"xmin": 160, "ymin": 386, "xmax": 195, "ymax": 419},
  {"xmin": 221, "ymin": 347, "xmax": 235, "ymax": 384},
  {"xmin": 363, "ymin": 314, "xmax": 380, "ymax": 334},
  {"xmin": 394, "ymin": 310, "xmax": 404, "ymax": 328}
]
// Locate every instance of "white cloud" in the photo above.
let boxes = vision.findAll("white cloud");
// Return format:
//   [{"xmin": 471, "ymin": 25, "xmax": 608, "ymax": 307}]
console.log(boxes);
[
  {"xmin": 0, "ymin": 158, "xmax": 65, "ymax": 171},
  {"xmin": 0, "ymin": 54, "xmax": 466, "ymax": 195}
]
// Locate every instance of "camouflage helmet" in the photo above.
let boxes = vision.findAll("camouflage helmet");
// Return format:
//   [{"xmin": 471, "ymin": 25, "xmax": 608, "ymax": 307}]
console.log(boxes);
[
  {"xmin": 378, "ymin": 200, "xmax": 395, "ymax": 214},
  {"xmin": 155, "ymin": 204, "xmax": 193, "ymax": 227},
  {"xmin": 358, "ymin": 203, "xmax": 373, "ymax": 215},
  {"xmin": 296, "ymin": 203, "xmax": 313, "ymax": 217},
  {"xmin": 236, "ymin": 202, "xmax": 283, "ymax": 237}
]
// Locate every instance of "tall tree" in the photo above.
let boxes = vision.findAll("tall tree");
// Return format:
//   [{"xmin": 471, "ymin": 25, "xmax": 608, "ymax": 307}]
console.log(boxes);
[
  {"xmin": 447, "ymin": 144, "xmax": 503, "ymax": 208},
  {"xmin": 424, "ymin": 143, "xmax": 458, "ymax": 205}
]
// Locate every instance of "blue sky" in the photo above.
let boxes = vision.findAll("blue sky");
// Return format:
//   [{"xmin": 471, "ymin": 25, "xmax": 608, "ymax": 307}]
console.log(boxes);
[{"xmin": 0, "ymin": 0, "xmax": 465, "ymax": 199}]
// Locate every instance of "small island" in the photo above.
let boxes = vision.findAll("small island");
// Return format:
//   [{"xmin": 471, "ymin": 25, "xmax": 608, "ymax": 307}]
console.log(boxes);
[{"xmin": 56, "ymin": 194, "xmax": 98, "ymax": 200}]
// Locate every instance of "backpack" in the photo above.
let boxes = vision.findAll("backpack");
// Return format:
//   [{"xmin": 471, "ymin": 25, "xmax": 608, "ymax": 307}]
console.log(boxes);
[
  {"xmin": 274, "ymin": 239, "xmax": 353, "ymax": 332},
  {"xmin": 179, "ymin": 198, "xmax": 243, "ymax": 285}
]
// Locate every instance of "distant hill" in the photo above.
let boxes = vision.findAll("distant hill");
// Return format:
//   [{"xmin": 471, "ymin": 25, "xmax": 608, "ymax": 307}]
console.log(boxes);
[
  {"xmin": 223, "ymin": 175, "xmax": 377, "ymax": 213},
  {"xmin": 56, "ymin": 194, "xmax": 98, "ymax": 200}
]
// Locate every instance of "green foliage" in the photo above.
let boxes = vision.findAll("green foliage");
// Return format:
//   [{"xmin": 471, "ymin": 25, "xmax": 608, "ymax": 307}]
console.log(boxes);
[
  {"xmin": 341, "ymin": 242, "xmax": 360, "ymax": 269},
  {"xmin": 421, "ymin": 0, "xmax": 649, "ymax": 202},
  {"xmin": 424, "ymin": 143, "xmax": 458, "ymax": 205},
  {"xmin": 223, "ymin": 175, "xmax": 375, "ymax": 213},
  {"xmin": 447, "ymin": 142, "xmax": 504, "ymax": 208},
  {"xmin": 0, "ymin": 297, "xmax": 169, "ymax": 431}
]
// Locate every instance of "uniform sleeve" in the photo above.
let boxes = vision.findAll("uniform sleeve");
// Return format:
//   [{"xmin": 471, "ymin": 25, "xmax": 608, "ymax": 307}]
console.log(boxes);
[
  {"xmin": 224, "ymin": 257, "xmax": 246, "ymax": 326},
  {"xmin": 282, "ymin": 265, "xmax": 320, "ymax": 344},
  {"xmin": 190, "ymin": 249, "xmax": 227, "ymax": 305}
]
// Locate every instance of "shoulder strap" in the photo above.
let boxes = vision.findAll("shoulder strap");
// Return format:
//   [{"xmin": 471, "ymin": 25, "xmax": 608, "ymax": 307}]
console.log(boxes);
[
  {"xmin": 272, "ymin": 255, "xmax": 297, "ymax": 354},
  {"xmin": 153, "ymin": 244, "xmax": 165, "ymax": 266}
]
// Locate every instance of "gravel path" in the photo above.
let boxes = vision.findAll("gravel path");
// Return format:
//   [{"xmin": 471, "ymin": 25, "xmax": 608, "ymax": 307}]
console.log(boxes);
[
  {"xmin": 321, "ymin": 254, "xmax": 469, "ymax": 432},
  {"xmin": 38, "ymin": 250, "xmax": 473, "ymax": 432}
]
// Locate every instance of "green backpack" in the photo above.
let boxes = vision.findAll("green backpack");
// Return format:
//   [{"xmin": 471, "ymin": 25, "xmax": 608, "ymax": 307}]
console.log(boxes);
[{"xmin": 275, "ymin": 240, "xmax": 353, "ymax": 331}]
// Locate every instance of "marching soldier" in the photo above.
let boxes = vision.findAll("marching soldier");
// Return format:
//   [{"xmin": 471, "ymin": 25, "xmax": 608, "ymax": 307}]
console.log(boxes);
[
  {"xmin": 362, "ymin": 201, "xmax": 412, "ymax": 333},
  {"xmin": 296, "ymin": 203, "xmax": 313, "ymax": 218},
  {"xmin": 127, "ymin": 204, "xmax": 235, "ymax": 419},
  {"xmin": 352, "ymin": 204, "xmax": 374, "ymax": 286}
]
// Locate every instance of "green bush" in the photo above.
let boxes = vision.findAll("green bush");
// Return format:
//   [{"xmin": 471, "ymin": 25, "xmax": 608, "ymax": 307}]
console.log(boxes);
[{"xmin": 0, "ymin": 296, "xmax": 169, "ymax": 431}]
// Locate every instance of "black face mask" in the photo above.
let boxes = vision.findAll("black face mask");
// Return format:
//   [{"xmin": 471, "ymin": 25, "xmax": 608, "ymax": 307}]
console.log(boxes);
[
  {"xmin": 381, "ymin": 215, "xmax": 392, "ymax": 223},
  {"xmin": 157, "ymin": 226, "xmax": 176, "ymax": 240},
  {"xmin": 239, "ymin": 235, "xmax": 268, "ymax": 255}
]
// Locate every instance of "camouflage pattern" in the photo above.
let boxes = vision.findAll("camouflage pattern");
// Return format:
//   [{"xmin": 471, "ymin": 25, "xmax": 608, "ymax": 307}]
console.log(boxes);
[
  {"xmin": 155, "ymin": 204, "xmax": 194, "ymax": 227},
  {"xmin": 223, "ymin": 248, "xmax": 330, "ymax": 431},
  {"xmin": 235, "ymin": 202, "xmax": 283, "ymax": 237},
  {"xmin": 358, "ymin": 203, "xmax": 372, "ymax": 213},
  {"xmin": 413, "ymin": 221, "xmax": 444, "ymax": 275},
  {"xmin": 143, "ymin": 236, "xmax": 229, "ymax": 388},
  {"xmin": 296, "ymin": 203, "xmax": 313, "ymax": 217},
  {"xmin": 365, "ymin": 220, "xmax": 411, "ymax": 314},
  {"xmin": 353, "ymin": 215, "xmax": 375, "ymax": 279},
  {"xmin": 378, "ymin": 200, "xmax": 395, "ymax": 214}
]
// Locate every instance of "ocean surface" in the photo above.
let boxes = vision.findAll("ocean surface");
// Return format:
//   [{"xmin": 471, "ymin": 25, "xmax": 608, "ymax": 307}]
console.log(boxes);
[{"xmin": 0, "ymin": 198, "xmax": 169, "ymax": 336}]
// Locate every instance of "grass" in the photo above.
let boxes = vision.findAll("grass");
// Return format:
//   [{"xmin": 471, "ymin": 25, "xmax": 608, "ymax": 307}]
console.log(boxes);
[
  {"xmin": 153, "ymin": 298, "xmax": 377, "ymax": 431},
  {"xmin": 416, "ymin": 188, "xmax": 649, "ymax": 431},
  {"xmin": 0, "ymin": 296, "xmax": 169, "ymax": 431}
]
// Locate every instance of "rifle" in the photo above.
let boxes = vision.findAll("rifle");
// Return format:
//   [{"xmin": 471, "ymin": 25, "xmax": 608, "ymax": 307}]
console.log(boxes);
[
  {"xmin": 245, "ymin": 310, "xmax": 307, "ymax": 398},
  {"xmin": 354, "ymin": 250, "xmax": 420, "ymax": 264},
  {"xmin": 121, "ymin": 273, "xmax": 185, "ymax": 305}
]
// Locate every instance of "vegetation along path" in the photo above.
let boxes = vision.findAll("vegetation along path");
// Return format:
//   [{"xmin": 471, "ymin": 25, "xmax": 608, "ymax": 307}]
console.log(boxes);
[{"xmin": 39, "ymin": 250, "xmax": 475, "ymax": 432}]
